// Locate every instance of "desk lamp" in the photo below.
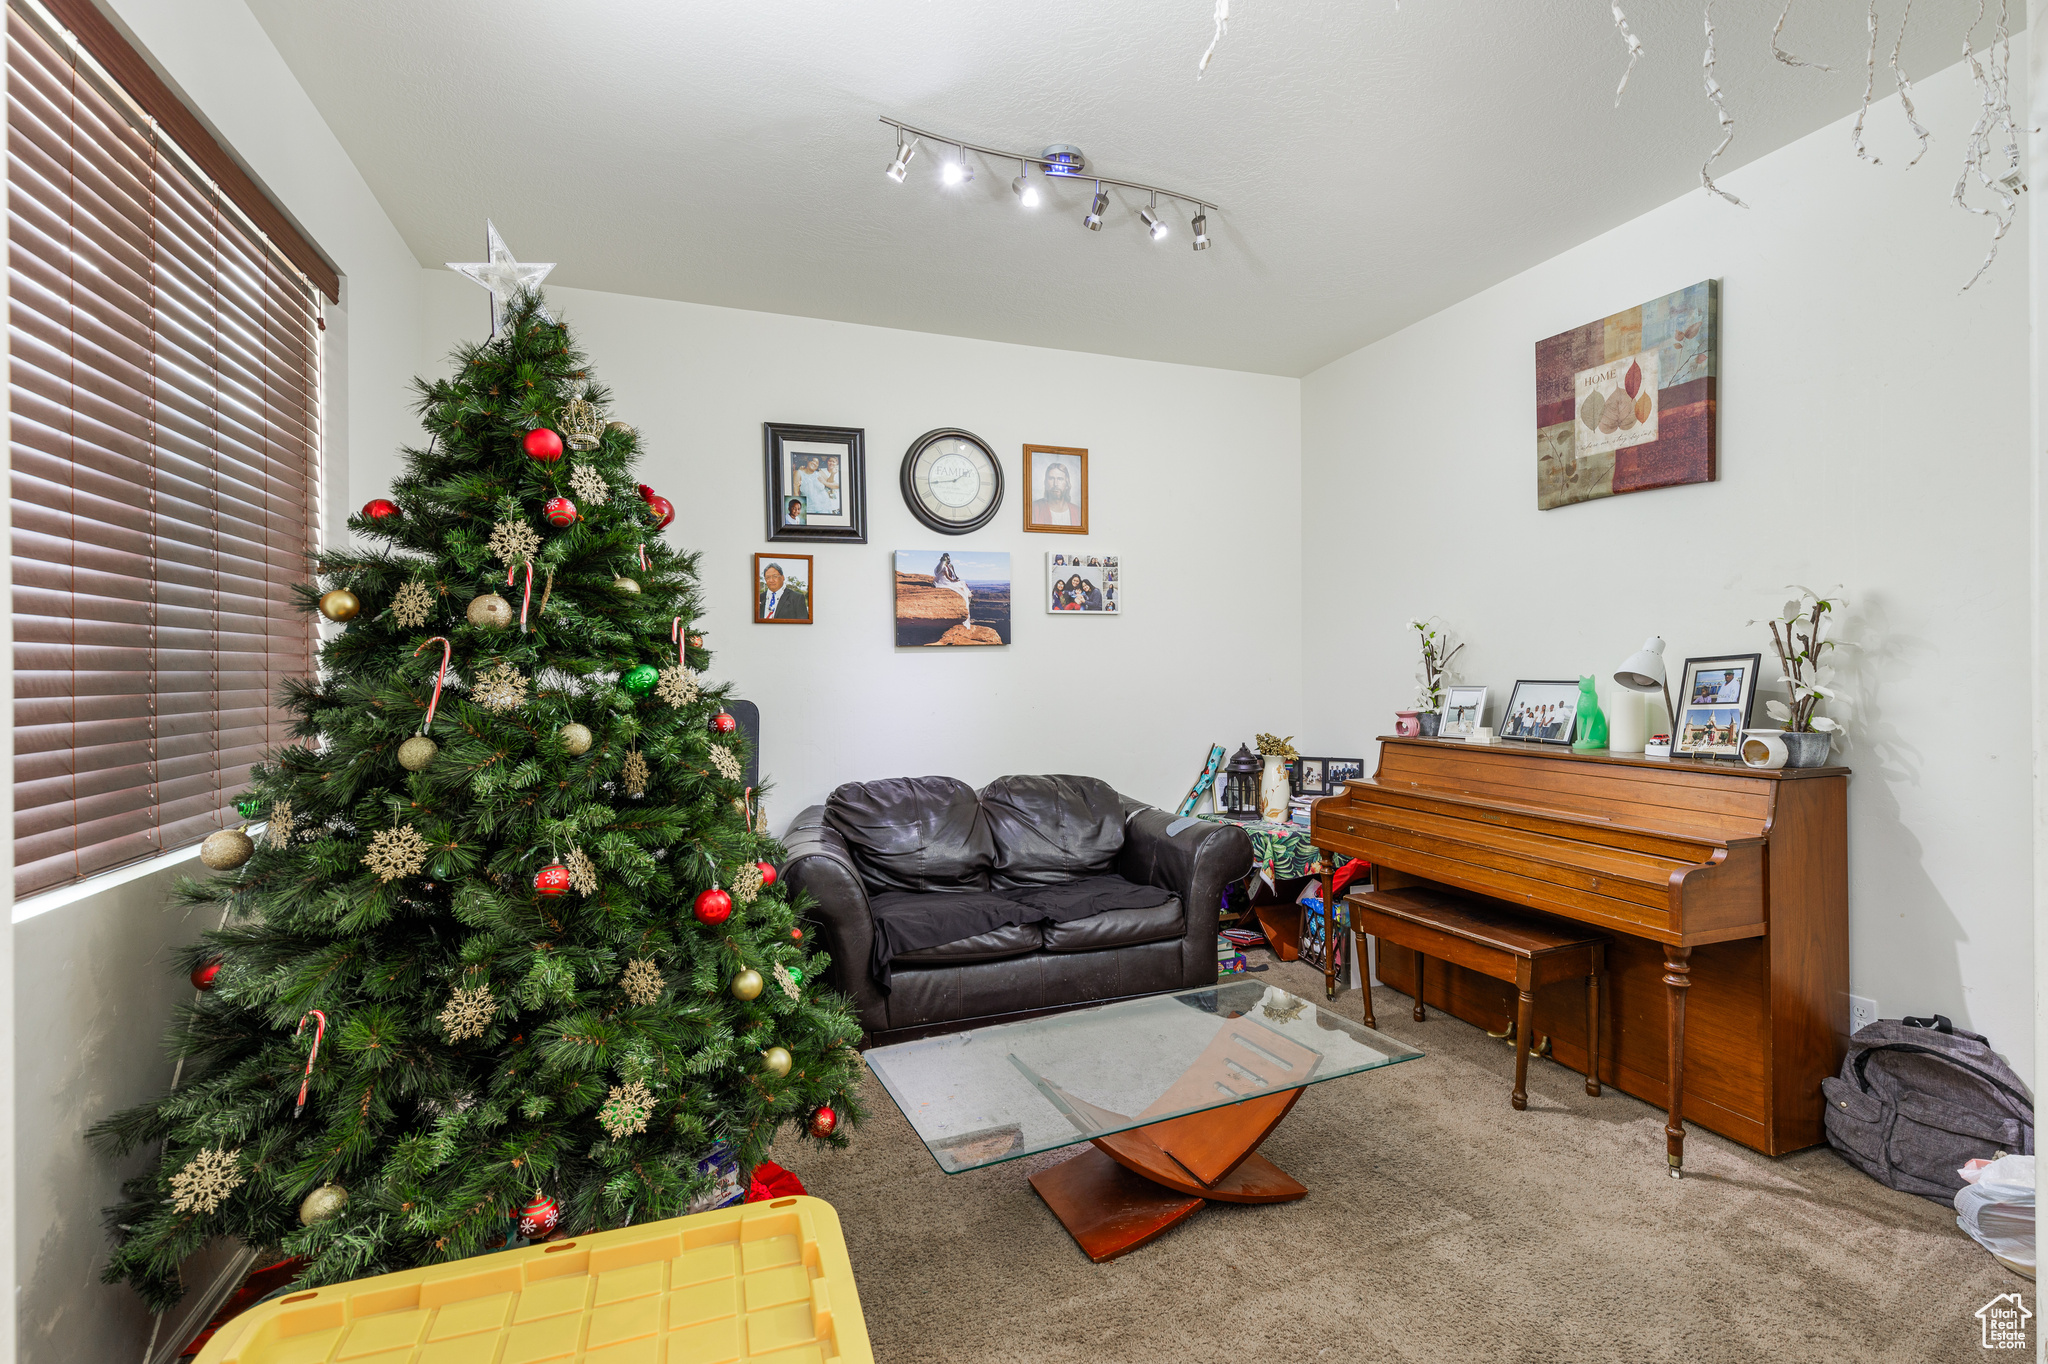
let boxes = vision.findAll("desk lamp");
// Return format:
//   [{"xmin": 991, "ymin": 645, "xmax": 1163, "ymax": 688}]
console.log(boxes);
[{"xmin": 1615, "ymin": 636, "xmax": 1676, "ymax": 734}]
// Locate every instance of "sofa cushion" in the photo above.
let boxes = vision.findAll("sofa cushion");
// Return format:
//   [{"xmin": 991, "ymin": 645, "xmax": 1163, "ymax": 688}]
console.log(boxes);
[
  {"xmin": 979, "ymin": 774, "xmax": 1127, "ymax": 889},
  {"xmin": 868, "ymin": 889, "xmax": 1041, "ymax": 990},
  {"xmin": 825, "ymin": 776, "xmax": 994, "ymax": 894},
  {"xmin": 1040, "ymin": 894, "xmax": 1185, "ymax": 954},
  {"xmin": 896, "ymin": 922, "xmax": 1045, "ymax": 965}
]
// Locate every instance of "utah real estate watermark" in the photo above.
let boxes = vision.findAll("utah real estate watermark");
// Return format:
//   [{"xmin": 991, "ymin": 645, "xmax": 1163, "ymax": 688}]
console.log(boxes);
[{"xmin": 1976, "ymin": 1292, "xmax": 2030, "ymax": 1350}]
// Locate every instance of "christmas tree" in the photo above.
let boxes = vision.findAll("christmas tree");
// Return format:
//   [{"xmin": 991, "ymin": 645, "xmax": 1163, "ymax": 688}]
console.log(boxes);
[{"xmin": 91, "ymin": 289, "xmax": 863, "ymax": 1309}]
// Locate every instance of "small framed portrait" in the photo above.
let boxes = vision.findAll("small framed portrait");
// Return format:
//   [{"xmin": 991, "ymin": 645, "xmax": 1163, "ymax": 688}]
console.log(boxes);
[
  {"xmin": 1022, "ymin": 444, "xmax": 1088, "ymax": 534},
  {"xmin": 764, "ymin": 422, "xmax": 866, "ymax": 543},
  {"xmin": 1439, "ymin": 685, "xmax": 1489, "ymax": 740},
  {"xmin": 1293, "ymin": 757, "xmax": 1330, "ymax": 796},
  {"xmin": 1499, "ymin": 680, "xmax": 1580, "ymax": 745},
  {"xmin": 753, "ymin": 553, "xmax": 813, "ymax": 625},
  {"xmin": 1045, "ymin": 552, "xmax": 1120, "ymax": 613},
  {"xmin": 1674, "ymin": 653, "xmax": 1762, "ymax": 759},
  {"xmin": 1323, "ymin": 757, "xmax": 1365, "ymax": 790}
]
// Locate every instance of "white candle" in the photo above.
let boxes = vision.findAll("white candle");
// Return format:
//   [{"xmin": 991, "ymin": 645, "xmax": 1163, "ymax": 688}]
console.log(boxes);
[{"xmin": 1607, "ymin": 685, "xmax": 1647, "ymax": 753}]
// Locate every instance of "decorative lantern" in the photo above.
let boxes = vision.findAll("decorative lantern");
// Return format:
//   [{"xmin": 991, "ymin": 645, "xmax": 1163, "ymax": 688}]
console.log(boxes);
[{"xmin": 1221, "ymin": 743, "xmax": 1263, "ymax": 821}]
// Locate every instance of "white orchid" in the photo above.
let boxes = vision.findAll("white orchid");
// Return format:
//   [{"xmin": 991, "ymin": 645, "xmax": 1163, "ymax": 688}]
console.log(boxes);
[
  {"xmin": 1764, "ymin": 699, "xmax": 1793, "ymax": 722},
  {"xmin": 1810, "ymin": 716, "xmax": 1840, "ymax": 733},
  {"xmin": 1757, "ymin": 584, "xmax": 1848, "ymax": 738}
]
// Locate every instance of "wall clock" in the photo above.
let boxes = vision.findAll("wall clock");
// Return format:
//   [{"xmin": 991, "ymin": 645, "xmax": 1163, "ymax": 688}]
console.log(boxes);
[{"xmin": 899, "ymin": 427, "xmax": 1002, "ymax": 535}]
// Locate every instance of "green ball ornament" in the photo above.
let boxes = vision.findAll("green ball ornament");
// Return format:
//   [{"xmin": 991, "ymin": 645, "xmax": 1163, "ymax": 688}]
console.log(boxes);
[
  {"xmin": 621, "ymin": 665, "xmax": 659, "ymax": 696},
  {"xmin": 787, "ymin": 967, "xmax": 802, "ymax": 984}
]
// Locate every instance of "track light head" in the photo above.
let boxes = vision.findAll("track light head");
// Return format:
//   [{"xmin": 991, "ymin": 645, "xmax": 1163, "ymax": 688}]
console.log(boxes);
[
  {"xmin": 1191, "ymin": 211, "xmax": 1209, "ymax": 250},
  {"xmin": 1140, "ymin": 207, "xmax": 1168, "ymax": 241},
  {"xmin": 941, "ymin": 146, "xmax": 974, "ymax": 186},
  {"xmin": 885, "ymin": 135, "xmax": 918, "ymax": 183},
  {"xmin": 1013, "ymin": 162, "xmax": 1040, "ymax": 207},
  {"xmin": 1084, "ymin": 185, "xmax": 1108, "ymax": 231}
]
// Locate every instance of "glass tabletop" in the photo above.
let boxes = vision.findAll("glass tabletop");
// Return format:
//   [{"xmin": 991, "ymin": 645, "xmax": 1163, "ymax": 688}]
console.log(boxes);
[{"xmin": 864, "ymin": 980, "xmax": 1423, "ymax": 1173}]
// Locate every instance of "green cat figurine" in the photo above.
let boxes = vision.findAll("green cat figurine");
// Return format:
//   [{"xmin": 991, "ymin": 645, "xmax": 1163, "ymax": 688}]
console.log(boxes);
[{"xmin": 1571, "ymin": 674, "xmax": 1609, "ymax": 751}]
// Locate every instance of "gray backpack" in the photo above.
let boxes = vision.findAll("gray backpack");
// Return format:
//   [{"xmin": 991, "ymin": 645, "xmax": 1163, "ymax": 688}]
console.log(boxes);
[{"xmin": 1823, "ymin": 1015, "xmax": 2034, "ymax": 1202}]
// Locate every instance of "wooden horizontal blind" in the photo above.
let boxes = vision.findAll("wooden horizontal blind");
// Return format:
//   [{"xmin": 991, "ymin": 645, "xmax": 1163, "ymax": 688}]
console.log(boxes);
[{"xmin": 8, "ymin": 1, "xmax": 322, "ymax": 897}]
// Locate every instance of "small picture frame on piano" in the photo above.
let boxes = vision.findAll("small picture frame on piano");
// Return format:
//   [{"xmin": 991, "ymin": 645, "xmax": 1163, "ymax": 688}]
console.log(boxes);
[
  {"xmin": 1439, "ymin": 685, "xmax": 1489, "ymax": 739},
  {"xmin": 1324, "ymin": 758, "xmax": 1365, "ymax": 789},
  {"xmin": 1499, "ymin": 679, "xmax": 1581, "ymax": 745},
  {"xmin": 1673, "ymin": 653, "xmax": 1763, "ymax": 759}
]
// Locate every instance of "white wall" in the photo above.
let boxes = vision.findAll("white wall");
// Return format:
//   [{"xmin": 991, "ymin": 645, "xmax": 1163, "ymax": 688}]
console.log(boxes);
[
  {"xmin": 11, "ymin": 3, "xmax": 425, "ymax": 1362},
  {"xmin": 415, "ymin": 271, "xmax": 1304, "ymax": 820},
  {"xmin": 1301, "ymin": 48, "xmax": 2035, "ymax": 1081}
]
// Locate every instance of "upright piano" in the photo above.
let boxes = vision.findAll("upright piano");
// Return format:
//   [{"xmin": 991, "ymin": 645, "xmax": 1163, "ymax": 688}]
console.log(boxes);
[{"xmin": 1311, "ymin": 737, "xmax": 1848, "ymax": 1169}]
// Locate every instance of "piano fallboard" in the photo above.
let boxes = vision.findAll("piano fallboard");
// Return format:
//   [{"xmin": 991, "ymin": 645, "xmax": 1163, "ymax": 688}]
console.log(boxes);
[{"xmin": 1311, "ymin": 737, "xmax": 1849, "ymax": 1159}]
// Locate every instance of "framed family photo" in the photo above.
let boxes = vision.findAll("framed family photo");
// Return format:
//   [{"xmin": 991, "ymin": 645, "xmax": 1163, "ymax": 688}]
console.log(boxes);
[
  {"xmin": 1022, "ymin": 444, "xmax": 1088, "ymax": 534},
  {"xmin": 1440, "ymin": 685, "xmax": 1489, "ymax": 739},
  {"xmin": 1499, "ymin": 680, "xmax": 1579, "ymax": 745},
  {"xmin": 1045, "ymin": 552, "xmax": 1119, "ymax": 613},
  {"xmin": 1322, "ymin": 757, "xmax": 1365, "ymax": 791},
  {"xmin": 1674, "ymin": 653, "xmax": 1761, "ymax": 759},
  {"xmin": 764, "ymin": 421, "xmax": 866, "ymax": 543},
  {"xmin": 753, "ymin": 553, "xmax": 813, "ymax": 624}
]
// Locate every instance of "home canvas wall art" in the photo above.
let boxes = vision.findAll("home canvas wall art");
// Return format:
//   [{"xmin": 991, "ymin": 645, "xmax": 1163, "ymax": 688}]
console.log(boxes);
[
  {"xmin": 894, "ymin": 550, "xmax": 1011, "ymax": 646},
  {"xmin": 1533, "ymin": 279, "xmax": 1718, "ymax": 510}
]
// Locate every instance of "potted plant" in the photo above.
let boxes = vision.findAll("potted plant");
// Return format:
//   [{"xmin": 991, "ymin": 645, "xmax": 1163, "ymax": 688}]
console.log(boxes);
[
  {"xmin": 1753, "ymin": 586, "xmax": 1847, "ymax": 768},
  {"xmin": 1409, "ymin": 617, "xmax": 1465, "ymax": 737}
]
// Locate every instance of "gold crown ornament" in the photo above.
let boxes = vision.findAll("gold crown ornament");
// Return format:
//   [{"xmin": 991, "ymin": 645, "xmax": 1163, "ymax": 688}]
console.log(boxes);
[{"xmin": 559, "ymin": 380, "xmax": 603, "ymax": 452}]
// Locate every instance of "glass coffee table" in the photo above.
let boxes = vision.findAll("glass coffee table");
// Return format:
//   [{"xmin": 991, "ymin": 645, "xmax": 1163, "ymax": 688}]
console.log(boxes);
[{"xmin": 865, "ymin": 979, "xmax": 1423, "ymax": 1261}]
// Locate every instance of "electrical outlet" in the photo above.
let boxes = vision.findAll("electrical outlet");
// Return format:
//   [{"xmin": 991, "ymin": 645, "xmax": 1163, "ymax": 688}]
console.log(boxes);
[{"xmin": 1849, "ymin": 994, "xmax": 1878, "ymax": 1036}]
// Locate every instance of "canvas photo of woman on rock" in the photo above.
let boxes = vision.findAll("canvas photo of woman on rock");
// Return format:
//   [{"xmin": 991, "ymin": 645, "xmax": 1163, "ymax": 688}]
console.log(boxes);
[{"xmin": 894, "ymin": 549, "xmax": 1010, "ymax": 645}]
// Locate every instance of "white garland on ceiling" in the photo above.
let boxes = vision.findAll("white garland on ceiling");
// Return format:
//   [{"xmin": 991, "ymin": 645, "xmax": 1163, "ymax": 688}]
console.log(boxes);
[{"xmin": 1196, "ymin": 2, "xmax": 2020, "ymax": 284}]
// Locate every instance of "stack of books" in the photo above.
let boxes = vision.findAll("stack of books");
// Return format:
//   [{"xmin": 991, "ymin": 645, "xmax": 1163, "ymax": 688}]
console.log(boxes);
[
  {"xmin": 1217, "ymin": 934, "xmax": 1248, "ymax": 977},
  {"xmin": 1288, "ymin": 795, "xmax": 1315, "ymax": 829}
]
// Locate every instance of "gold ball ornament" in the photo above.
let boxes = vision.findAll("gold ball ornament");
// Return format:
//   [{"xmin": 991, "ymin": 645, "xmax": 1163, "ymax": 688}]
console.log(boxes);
[
  {"xmin": 612, "ymin": 576, "xmax": 641, "ymax": 596},
  {"xmin": 558, "ymin": 722, "xmax": 593, "ymax": 756},
  {"xmin": 731, "ymin": 969, "xmax": 764, "ymax": 1001},
  {"xmin": 199, "ymin": 828, "xmax": 254, "ymax": 870},
  {"xmin": 467, "ymin": 593, "xmax": 514, "ymax": 629},
  {"xmin": 761, "ymin": 1046, "xmax": 792, "ymax": 1078},
  {"xmin": 298, "ymin": 1182, "xmax": 348, "ymax": 1226},
  {"xmin": 317, "ymin": 589, "xmax": 360, "ymax": 622},
  {"xmin": 398, "ymin": 736, "xmax": 439, "ymax": 771}
]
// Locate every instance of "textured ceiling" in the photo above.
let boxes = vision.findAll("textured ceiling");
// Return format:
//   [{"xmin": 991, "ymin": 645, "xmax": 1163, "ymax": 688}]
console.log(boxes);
[{"xmin": 246, "ymin": 0, "xmax": 2010, "ymax": 376}]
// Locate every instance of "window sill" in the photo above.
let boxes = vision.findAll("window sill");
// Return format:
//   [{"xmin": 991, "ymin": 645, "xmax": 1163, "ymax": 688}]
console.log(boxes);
[{"xmin": 12, "ymin": 840, "xmax": 211, "ymax": 924}]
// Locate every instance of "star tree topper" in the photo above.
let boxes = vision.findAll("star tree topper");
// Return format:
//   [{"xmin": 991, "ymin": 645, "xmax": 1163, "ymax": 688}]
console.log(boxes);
[{"xmin": 447, "ymin": 220, "xmax": 555, "ymax": 338}]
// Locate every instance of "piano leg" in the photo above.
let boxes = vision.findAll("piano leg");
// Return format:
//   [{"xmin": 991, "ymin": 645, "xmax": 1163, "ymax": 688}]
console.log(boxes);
[
  {"xmin": 1355, "ymin": 928, "xmax": 1377, "ymax": 1029},
  {"xmin": 1663, "ymin": 946, "xmax": 1692, "ymax": 1177},
  {"xmin": 1585, "ymin": 966, "xmax": 1602, "ymax": 1098}
]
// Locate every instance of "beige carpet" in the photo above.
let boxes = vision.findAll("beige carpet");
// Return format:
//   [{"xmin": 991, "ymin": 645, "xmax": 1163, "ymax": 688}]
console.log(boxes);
[{"xmin": 775, "ymin": 955, "xmax": 2024, "ymax": 1363}]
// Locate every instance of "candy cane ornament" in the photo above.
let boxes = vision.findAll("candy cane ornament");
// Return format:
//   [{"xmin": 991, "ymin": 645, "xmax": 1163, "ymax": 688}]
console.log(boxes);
[
  {"xmin": 414, "ymin": 637, "xmax": 452, "ymax": 729},
  {"xmin": 639, "ymin": 543, "xmax": 650, "ymax": 573},
  {"xmin": 400, "ymin": 637, "xmax": 452, "ymax": 772},
  {"xmin": 672, "ymin": 617, "xmax": 688, "ymax": 667},
  {"xmin": 293, "ymin": 1009, "xmax": 327, "ymax": 1118},
  {"xmin": 506, "ymin": 561, "xmax": 536, "ymax": 632}
]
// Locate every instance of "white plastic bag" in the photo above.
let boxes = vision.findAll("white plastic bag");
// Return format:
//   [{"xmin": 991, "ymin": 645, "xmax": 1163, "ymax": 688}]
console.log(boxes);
[{"xmin": 1956, "ymin": 1153, "xmax": 2035, "ymax": 1273}]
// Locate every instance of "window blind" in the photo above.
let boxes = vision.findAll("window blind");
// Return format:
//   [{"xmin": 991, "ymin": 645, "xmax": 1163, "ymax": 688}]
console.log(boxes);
[{"xmin": 8, "ymin": 0, "xmax": 324, "ymax": 897}]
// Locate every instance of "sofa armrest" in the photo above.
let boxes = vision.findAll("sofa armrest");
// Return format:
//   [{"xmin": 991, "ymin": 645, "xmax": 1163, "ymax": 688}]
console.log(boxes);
[
  {"xmin": 1116, "ymin": 798, "xmax": 1252, "ymax": 980},
  {"xmin": 780, "ymin": 804, "xmax": 886, "ymax": 1033}
]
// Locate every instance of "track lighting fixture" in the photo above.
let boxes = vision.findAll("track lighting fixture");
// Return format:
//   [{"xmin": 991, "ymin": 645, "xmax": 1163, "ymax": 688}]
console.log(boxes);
[
  {"xmin": 877, "ymin": 116, "xmax": 1217, "ymax": 252},
  {"xmin": 885, "ymin": 133, "xmax": 918, "ymax": 183},
  {"xmin": 1140, "ymin": 193, "xmax": 1169, "ymax": 241}
]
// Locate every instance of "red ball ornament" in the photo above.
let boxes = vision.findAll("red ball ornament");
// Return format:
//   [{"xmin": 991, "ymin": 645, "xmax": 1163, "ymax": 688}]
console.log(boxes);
[
  {"xmin": 807, "ymin": 1105, "xmax": 838, "ymax": 1138},
  {"xmin": 755, "ymin": 861, "xmax": 777, "ymax": 889},
  {"xmin": 522, "ymin": 428, "xmax": 565, "ymax": 462},
  {"xmin": 711, "ymin": 711, "xmax": 737, "ymax": 735},
  {"xmin": 517, "ymin": 1194, "xmax": 561, "ymax": 1239},
  {"xmin": 534, "ymin": 864, "xmax": 572, "ymax": 897},
  {"xmin": 362, "ymin": 498, "xmax": 400, "ymax": 521},
  {"xmin": 790, "ymin": 928, "xmax": 803, "ymax": 940},
  {"xmin": 191, "ymin": 958, "xmax": 223, "ymax": 991},
  {"xmin": 637, "ymin": 483, "xmax": 676, "ymax": 530},
  {"xmin": 542, "ymin": 496, "xmax": 578, "ymax": 527},
  {"xmin": 694, "ymin": 887, "xmax": 734, "ymax": 925}
]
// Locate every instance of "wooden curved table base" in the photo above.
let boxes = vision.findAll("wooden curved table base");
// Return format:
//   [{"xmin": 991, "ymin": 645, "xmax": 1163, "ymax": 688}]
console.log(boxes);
[{"xmin": 1029, "ymin": 1088, "xmax": 1308, "ymax": 1262}]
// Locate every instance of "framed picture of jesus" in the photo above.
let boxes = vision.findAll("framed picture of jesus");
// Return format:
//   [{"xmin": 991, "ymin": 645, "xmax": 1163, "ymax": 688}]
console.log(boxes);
[{"xmin": 1022, "ymin": 444, "xmax": 1088, "ymax": 534}]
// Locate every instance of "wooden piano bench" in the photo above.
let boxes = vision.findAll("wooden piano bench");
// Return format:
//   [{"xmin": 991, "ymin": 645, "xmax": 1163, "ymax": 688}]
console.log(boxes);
[{"xmin": 1347, "ymin": 886, "xmax": 1607, "ymax": 1112}]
